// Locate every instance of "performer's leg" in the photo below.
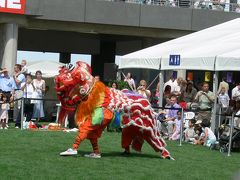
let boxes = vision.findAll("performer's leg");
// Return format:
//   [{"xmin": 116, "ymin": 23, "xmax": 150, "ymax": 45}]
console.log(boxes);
[
  {"xmin": 121, "ymin": 128, "xmax": 133, "ymax": 153},
  {"xmin": 90, "ymin": 138, "xmax": 100, "ymax": 154},
  {"xmin": 161, "ymin": 149, "xmax": 171, "ymax": 158},
  {"xmin": 144, "ymin": 136, "xmax": 174, "ymax": 160},
  {"xmin": 84, "ymin": 138, "xmax": 101, "ymax": 158},
  {"xmin": 60, "ymin": 123, "xmax": 94, "ymax": 156},
  {"xmin": 131, "ymin": 136, "xmax": 144, "ymax": 152},
  {"xmin": 72, "ymin": 130, "xmax": 88, "ymax": 150}
]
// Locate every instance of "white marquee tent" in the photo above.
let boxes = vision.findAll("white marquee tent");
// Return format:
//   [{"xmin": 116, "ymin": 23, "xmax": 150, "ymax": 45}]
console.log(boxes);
[
  {"xmin": 119, "ymin": 18, "xmax": 240, "ymax": 131},
  {"xmin": 119, "ymin": 18, "xmax": 240, "ymax": 71},
  {"xmin": 215, "ymin": 49, "xmax": 240, "ymax": 71},
  {"xmin": 27, "ymin": 61, "xmax": 65, "ymax": 78}
]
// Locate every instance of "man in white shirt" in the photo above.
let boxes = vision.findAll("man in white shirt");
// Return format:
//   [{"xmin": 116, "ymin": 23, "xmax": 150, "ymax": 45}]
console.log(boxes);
[
  {"xmin": 13, "ymin": 64, "xmax": 26, "ymax": 128},
  {"xmin": 231, "ymin": 83, "xmax": 240, "ymax": 101},
  {"xmin": 172, "ymin": 77, "xmax": 183, "ymax": 97},
  {"xmin": 163, "ymin": 76, "xmax": 175, "ymax": 93}
]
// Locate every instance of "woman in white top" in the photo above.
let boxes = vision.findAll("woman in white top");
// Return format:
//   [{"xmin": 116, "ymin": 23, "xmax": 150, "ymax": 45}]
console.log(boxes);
[
  {"xmin": 201, "ymin": 119, "xmax": 216, "ymax": 147},
  {"xmin": 124, "ymin": 72, "xmax": 136, "ymax": 91},
  {"xmin": 32, "ymin": 70, "xmax": 46, "ymax": 123},
  {"xmin": 21, "ymin": 74, "xmax": 35, "ymax": 122},
  {"xmin": 137, "ymin": 80, "xmax": 151, "ymax": 100}
]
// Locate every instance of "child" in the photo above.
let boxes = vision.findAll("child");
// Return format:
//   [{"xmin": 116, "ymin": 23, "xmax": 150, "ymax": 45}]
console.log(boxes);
[
  {"xmin": 192, "ymin": 120, "xmax": 205, "ymax": 145},
  {"xmin": 21, "ymin": 59, "xmax": 28, "ymax": 75},
  {"xmin": 201, "ymin": 119, "xmax": 216, "ymax": 147},
  {"xmin": 218, "ymin": 87, "xmax": 230, "ymax": 112},
  {"xmin": 184, "ymin": 119, "xmax": 196, "ymax": 142},
  {"xmin": 0, "ymin": 93, "xmax": 3, "ymax": 129},
  {"xmin": 169, "ymin": 110, "xmax": 182, "ymax": 140},
  {"xmin": 0, "ymin": 94, "xmax": 10, "ymax": 129}
]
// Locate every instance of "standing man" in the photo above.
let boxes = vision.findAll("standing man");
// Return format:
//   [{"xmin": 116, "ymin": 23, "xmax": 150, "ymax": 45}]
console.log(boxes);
[
  {"xmin": 0, "ymin": 68, "xmax": 16, "ymax": 128},
  {"xmin": 194, "ymin": 82, "xmax": 214, "ymax": 123},
  {"xmin": 0, "ymin": 68, "xmax": 15, "ymax": 101},
  {"xmin": 13, "ymin": 64, "xmax": 26, "ymax": 128},
  {"xmin": 231, "ymin": 82, "xmax": 240, "ymax": 102},
  {"xmin": 163, "ymin": 75, "xmax": 175, "ymax": 93}
]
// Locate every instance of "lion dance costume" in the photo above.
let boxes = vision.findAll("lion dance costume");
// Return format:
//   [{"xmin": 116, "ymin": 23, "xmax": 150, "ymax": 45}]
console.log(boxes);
[{"xmin": 55, "ymin": 61, "xmax": 174, "ymax": 160}]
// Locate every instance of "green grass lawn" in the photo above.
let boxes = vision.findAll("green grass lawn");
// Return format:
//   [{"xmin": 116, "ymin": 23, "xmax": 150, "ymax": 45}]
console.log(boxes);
[{"xmin": 0, "ymin": 129, "xmax": 240, "ymax": 180}]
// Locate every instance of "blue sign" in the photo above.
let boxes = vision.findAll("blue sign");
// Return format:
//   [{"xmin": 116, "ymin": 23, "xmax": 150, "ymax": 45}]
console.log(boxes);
[{"xmin": 169, "ymin": 55, "xmax": 180, "ymax": 66}]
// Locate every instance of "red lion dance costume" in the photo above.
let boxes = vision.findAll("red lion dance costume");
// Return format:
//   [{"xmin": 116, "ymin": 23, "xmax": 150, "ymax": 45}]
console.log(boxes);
[{"xmin": 55, "ymin": 61, "xmax": 174, "ymax": 160}]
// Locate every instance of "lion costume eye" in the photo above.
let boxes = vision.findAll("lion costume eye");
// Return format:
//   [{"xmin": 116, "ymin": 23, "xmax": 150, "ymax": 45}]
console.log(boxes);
[
  {"xmin": 65, "ymin": 63, "xmax": 75, "ymax": 71},
  {"xmin": 79, "ymin": 87, "xmax": 87, "ymax": 95}
]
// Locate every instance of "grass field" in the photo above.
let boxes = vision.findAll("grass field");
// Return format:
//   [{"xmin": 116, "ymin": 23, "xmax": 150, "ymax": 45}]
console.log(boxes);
[{"xmin": 0, "ymin": 128, "xmax": 240, "ymax": 180}]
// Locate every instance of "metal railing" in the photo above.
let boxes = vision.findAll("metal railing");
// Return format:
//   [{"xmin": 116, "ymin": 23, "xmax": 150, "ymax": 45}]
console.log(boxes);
[
  {"xmin": 153, "ymin": 105, "xmax": 240, "ymax": 156},
  {"xmin": 9, "ymin": 97, "xmax": 59, "ymax": 130},
  {"xmin": 101, "ymin": 0, "xmax": 240, "ymax": 13},
  {"xmin": 11, "ymin": 95, "xmax": 239, "ymax": 156}
]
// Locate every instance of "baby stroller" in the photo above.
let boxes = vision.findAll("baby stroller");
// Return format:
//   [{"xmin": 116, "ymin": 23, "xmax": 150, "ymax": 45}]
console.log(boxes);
[{"xmin": 219, "ymin": 124, "xmax": 240, "ymax": 153}]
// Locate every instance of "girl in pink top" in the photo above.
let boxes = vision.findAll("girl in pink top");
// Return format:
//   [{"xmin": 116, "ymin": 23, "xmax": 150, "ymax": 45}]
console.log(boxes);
[{"xmin": 0, "ymin": 94, "xmax": 10, "ymax": 129}]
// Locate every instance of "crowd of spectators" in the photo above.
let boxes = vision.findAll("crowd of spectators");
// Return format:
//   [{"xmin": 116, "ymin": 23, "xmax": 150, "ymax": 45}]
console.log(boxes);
[
  {"xmin": 0, "ymin": 60, "xmax": 46, "ymax": 129},
  {"xmin": 2, "ymin": 58, "xmax": 239, "ymax": 149},
  {"xmin": 112, "ymin": 71, "xmax": 240, "ymax": 148}
]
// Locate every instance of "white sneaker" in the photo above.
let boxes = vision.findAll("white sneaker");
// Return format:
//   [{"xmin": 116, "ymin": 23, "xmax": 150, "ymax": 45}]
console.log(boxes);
[
  {"xmin": 60, "ymin": 148, "xmax": 77, "ymax": 156},
  {"xmin": 0, "ymin": 127, "xmax": 3, "ymax": 129},
  {"xmin": 84, "ymin": 153, "xmax": 101, "ymax": 158}
]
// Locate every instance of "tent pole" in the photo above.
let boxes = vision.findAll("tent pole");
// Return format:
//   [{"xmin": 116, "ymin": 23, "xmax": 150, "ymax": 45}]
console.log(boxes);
[
  {"xmin": 158, "ymin": 70, "xmax": 164, "ymax": 108},
  {"xmin": 211, "ymin": 71, "xmax": 219, "ymax": 132},
  {"xmin": 146, "ymin": 74, "xmax": 159, "ymax": 90}
]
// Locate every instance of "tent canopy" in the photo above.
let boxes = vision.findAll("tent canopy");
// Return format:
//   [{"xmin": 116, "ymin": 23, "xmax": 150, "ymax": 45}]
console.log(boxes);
[
  {"xmin": 216, "ymin": 49, "xmax": 240, "ymax": 71},
  {"xmin": 27, "ymin": 61, "xmax": 65, "ymax": 78},
  {"xmin": 119, "ymin": 18, "xmax": 240, "ymax": 71}
]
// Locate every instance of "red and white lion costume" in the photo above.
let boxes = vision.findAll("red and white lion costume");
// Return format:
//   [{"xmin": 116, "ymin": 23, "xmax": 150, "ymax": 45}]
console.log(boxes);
[{"xmin": 55, "ymin": 61, "xmax": 174, "ymax": 159}]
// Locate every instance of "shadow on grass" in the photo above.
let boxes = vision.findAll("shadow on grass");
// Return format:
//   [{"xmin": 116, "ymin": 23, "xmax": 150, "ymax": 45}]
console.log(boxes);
[{"xmin": 77, "ymin": 150, "xmax": 160, "ymax": 159}]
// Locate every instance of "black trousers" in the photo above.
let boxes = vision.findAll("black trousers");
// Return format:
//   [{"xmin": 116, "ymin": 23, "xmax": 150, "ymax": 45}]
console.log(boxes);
[
  {"xmin": 24, "ymin": 103, "xmax": 34, "ymax": 122},
  {"xmin": 16, "ymin": 103, "xmax": 34, "ymax": 127}
]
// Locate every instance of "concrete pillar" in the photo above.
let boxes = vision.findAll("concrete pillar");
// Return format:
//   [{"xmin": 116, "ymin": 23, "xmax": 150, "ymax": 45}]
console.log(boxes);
[
  {"xmin": 59, "ymin": 52, "xmax": 71, "ymax": 64},
  {"xmin": 91, "ymin": 41, "xmax": 116, "ymax": 81},
  {"xmin": 0, "ymin": 23, "xmax": 18, "ymax": 74}
]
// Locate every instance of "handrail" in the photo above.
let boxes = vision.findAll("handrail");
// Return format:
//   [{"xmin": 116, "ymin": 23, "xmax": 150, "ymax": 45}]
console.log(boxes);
[{"xmin": 100, "ymin": 0, "xmax": 240, "ymax": 13}]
